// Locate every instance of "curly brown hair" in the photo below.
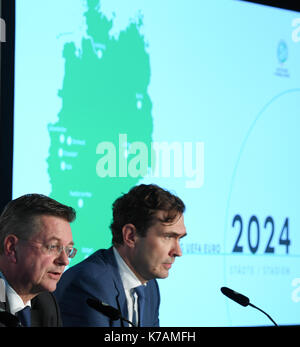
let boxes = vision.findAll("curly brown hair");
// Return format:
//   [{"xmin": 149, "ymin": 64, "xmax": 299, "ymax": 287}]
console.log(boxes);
[{"xmin": 110, "ymin": 184, "xmax": 185, "ymax": 245}]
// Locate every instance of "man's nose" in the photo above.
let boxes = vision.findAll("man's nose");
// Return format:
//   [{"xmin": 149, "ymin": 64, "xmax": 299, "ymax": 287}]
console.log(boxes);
[
  {"xmin": 170, "ymin": 240, "xmax": 182, "ymax": 257},
  {"xmin": 55, "ymin": 248, "xmax": 70, "ymax": 266}
]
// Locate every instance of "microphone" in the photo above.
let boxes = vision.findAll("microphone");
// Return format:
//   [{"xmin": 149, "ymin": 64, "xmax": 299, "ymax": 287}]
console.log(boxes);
[
  {"xmin": 220, "ymin": 287, "xmax": 278, "ymax": 326},
  {"xmin": 221, "ymin": 287, "xmax": 250, "ymax": 306},
  {"xmin": 86, "ymin": 298, "xmax": 135, "ymax": 327}
]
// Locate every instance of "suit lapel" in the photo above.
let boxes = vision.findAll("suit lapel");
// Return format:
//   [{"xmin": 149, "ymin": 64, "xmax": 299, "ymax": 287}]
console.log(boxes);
[
  {"xmin": 0, "ymin": 301, "xmax": 7, "ymax": 311},
  {"xmin": 104, "ymin": 247, "xmax": 129, "ymax": 327},
  {"xmin": 0, "ymin": 278, "xmax": 9, "ymax": 313},
  {"xmin": 30, "ymin": 307, "xmax": 42, "ymax": 327},
  {"xmin": 0, "ymin": 278, "xmax": 7, "ymax": 311},
  {"xmin": 0, "ymin": 281, "xmax": 20, "ymax": 327}
]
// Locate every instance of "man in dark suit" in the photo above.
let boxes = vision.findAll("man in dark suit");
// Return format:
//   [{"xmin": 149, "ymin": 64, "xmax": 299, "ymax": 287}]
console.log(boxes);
[
  {"xmin": 0, "ymin": 194, "xmax": 77, "ymax": 327},
  {"xmin": 0, "ymin": 291, "xmax": 62, "ymax": 327},
  {"xmin": 55, "ymin": 184, "xmax": 187, "ymax": 327}
]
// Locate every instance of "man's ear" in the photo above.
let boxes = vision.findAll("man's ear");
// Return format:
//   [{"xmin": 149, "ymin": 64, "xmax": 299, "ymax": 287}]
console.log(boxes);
[
  {"xmin": 3, "ymin": 234, "xmax": 19, "ymax": 263},
  {"xmin": 121, "ymin": 224, "xmax": 138, "ymax": 248}
]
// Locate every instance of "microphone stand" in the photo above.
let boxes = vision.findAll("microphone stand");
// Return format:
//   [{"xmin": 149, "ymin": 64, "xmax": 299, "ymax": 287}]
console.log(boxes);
[
  {"xmin": 121, "ymin": 317, "xmax": 136, "ymax": 327},
  {"xmin": 87, "ymin": 298, "xmax": 136, "ymax": 327},
  {"xmin": 249, "ymin": 303, "xmax": 278, "ymax": 327},
  {"xmin": 220, "ymin": 287, "xmax": 279, "ymax": 327}
]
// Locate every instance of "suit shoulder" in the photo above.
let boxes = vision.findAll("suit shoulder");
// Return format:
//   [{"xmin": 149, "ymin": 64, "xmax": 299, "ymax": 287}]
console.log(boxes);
[
  {"xmin": 32, "ymin": 291, "xmax": 57, "ymax": 306},
  {"xmin": 148, "ymin": 278, "xmax": 160, "ymax": 292},
  {"xmin": 31, "ymin": 291, "xmax": 62, "ymax": 327},
  {"xmin": 146, "ymin": 279, "xmax": 160, "ymax": 303},
  {"xmin": 65, "ymin": 248, "xmax": 112, "ymax": 277},
  {"xmin": 57, "ymin": 248, "xmax": 118, "ymax": 293}
]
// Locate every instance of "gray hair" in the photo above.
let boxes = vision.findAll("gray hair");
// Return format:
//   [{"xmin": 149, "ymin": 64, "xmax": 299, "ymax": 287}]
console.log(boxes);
[{"xmin": 0, "ymin": 194, "xmax": 76, "ymax": 254}]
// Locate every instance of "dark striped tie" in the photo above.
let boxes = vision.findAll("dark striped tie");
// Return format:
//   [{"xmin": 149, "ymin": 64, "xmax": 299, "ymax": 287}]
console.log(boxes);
[
  {"xmin": 134, "ymin": 285, "xmax": 146, "ymax": 327},
  {"xmin": 17, "ymin": 306, "xmax": 31, "ymax": 327}
]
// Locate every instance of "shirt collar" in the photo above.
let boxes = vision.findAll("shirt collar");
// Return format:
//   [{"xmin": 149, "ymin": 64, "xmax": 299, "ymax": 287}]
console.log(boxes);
[
  {"xmin": 113, "ymin": 247, "xmax": 144, "ymax": 291},
  {"xmin": 0, "ymin": 272, "xmax": 31, "ymax": 315}
]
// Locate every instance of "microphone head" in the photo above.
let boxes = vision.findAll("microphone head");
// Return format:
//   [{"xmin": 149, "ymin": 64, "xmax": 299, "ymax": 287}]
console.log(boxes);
[
  {"xmin": 86, "ymin": 298, "xmax": 121, "ymax": 321},
  {"xmin": 220, "ymin": 287, "xmax": 250, "ymax": 307}
]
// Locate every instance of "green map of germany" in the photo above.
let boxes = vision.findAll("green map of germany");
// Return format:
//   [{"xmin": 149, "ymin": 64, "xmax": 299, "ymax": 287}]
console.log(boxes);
[{"xmin": 47, "ymin": 0, "xmax": 153, "ymax": 265}]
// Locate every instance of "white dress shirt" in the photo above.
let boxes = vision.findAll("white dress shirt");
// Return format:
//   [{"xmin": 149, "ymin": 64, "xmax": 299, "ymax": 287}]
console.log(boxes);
[{"xmin": 113, "ymin": 247, "xmax": 146, "ymax": 326}]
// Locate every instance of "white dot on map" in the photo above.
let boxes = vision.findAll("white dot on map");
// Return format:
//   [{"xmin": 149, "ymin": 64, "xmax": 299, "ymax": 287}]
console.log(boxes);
[
  {"xmin": 58, "ymin": 148, "xmax": 63, "ymax": 157},
  {"xmin": 60, "ymin": 161, "xmax": 66, "ymax": 171},
  {"xmin": 137, "ymin": 100, "xmax": 142, "ymax": 109},
  {"xmin": 78, "ymin": 198, "xmax": 84, "ymax": 208},
  {"xmin": 59, "ymin": 134, "xmax": 65, "ymax": 143},
  {"xmin": 97, "ymin": 50, "xmax": 103, "ymax": 59},
  {"xmin": 67, "ymin": 136, "xmax": 72, "ymax": 145}
]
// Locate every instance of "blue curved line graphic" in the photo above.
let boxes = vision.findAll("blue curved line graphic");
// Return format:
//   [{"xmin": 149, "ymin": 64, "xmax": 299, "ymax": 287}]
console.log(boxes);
[{"xmin": 222, "ymin": 87, "xmax": 300, "ymax": 326}]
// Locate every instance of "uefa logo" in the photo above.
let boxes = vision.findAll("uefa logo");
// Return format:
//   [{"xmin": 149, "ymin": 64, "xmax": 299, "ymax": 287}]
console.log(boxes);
[
  {"xmin": 277, "ymin": 40, "xmax": 288, "ymax": 64},
  {"xmin": 274, "ymin": 40, "xmax": 289, "ymax": 78}
]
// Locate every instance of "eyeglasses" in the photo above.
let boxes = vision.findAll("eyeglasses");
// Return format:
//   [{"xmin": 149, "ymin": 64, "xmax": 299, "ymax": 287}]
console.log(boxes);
[{"xmin": 19, "ymin": 239, "xmax": 77, "ymax": 258}]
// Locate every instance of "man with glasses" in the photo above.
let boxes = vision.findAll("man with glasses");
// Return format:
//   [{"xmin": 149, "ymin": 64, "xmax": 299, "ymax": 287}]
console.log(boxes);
[{"xmin": 0, "ymin": 194, "xmax": 76, "ymax": 327}]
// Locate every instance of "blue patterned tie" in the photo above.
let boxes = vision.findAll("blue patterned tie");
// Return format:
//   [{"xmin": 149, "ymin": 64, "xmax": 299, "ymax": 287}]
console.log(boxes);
[
  {"xmin": 17, "ymin": 306, "xmax": 31, "ymax": 327},
  {"xmin": 134, "ymin": 285, "xmax": 146, "ymax": 327}
]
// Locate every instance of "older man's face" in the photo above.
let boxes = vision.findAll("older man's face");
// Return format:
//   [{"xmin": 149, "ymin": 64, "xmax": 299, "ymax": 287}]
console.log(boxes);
[{"xmin": 16, "ymin": 215, "xmax": 74, "ymax": 295}]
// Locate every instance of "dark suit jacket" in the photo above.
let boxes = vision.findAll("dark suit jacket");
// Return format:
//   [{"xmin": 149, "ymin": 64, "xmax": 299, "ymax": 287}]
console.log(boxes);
[
  {"xmin": 0, "ymin": 292, "xmax": 62, "ymax": 327},
  {"xmin": 54, "ymin": 247, "xmax": 160, "ymax": 327}
]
